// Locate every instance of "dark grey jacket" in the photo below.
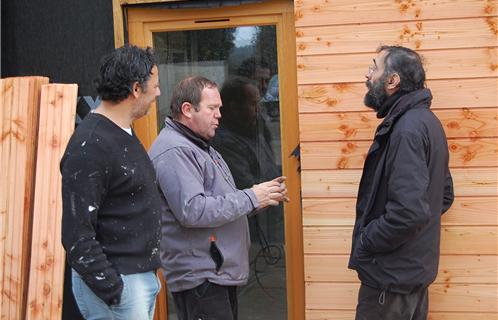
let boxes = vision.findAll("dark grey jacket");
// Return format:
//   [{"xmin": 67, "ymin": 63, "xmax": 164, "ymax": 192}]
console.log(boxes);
[
  {"xmin": 149, "ymin": 118, "xmax": 258, "ymax": 292},
  {"xmin": 348, "ymin": 88, "xmax": 454, "ymax": 294}
]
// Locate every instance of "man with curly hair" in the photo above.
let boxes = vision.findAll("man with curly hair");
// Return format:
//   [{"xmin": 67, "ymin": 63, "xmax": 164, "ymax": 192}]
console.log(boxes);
[{"xmin": 60, "ymin": 45, "xmax": 163, "ymax": 320}]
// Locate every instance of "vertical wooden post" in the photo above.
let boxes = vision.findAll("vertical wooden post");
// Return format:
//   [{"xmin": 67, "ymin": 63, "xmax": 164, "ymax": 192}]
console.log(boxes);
[
  {"xmin": 1, "ymin": 76, "xmax": 49, "ymax": 320},
  {"xmin": 26, "ymin": 84, "xmax": 77, "ymax": 320}
]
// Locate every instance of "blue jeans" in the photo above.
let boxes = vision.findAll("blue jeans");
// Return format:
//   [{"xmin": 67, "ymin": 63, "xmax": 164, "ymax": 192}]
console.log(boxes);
[{"xmin": 72, "ymin": 269, "xmax": 161, "ymax": 320}]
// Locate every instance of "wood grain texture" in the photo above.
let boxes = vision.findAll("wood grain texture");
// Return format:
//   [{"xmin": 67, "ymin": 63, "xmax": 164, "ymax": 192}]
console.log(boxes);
[
  {"xmin": 298, "ymin": 78, "xmax": 498, "ymax": 113},
  {"xmin": 297, "ymin": 48, "xmax": 498, "ymax": 84},
  {"xmin": 26, "ymin": 84, "xmax": 77, "ymax": 320},
  {"xmin": 301, "ymin": 138, "xmax": 498, "ymax": 170},
  {"xmin": 304, "ymin": 254, "xmax": 498, "ymax": 284},
  {"xmin": 303, "ymin": 226, "xmax": 497, "ymax": 255},
  {"xmin": 0, "ymin": 77, "xmax": 49, "ymax": 320},
  {"xmin": 306, "ymin": 310, "xmax": 498, "ymax": 320},
  {"xmin": 299, "ymin": 108, "xmax": 498, "ymax": 142},
  {"xmin": 296, "ymin": 17, "xmax": 498, "ymax": 55},
  {"xmin": 294, "ymin": 0, "xmax": 498, "ymax": 318},
  {"xmin": 294, "ymin": 0, "xmax": 498, "ymax": 27},
  {"xmin": 301, "ymin": 168, "xmax": 498, "ymax": 198},
  {"xmin": 305, "ymin": 282, "xmax": 498, "ymax": 312},
  {"xmin": 302, "ymin": 197, "xmax": 498, "ymax": 227}
]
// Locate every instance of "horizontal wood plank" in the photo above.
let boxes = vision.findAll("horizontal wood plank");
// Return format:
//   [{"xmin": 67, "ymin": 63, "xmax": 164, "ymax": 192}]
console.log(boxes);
[
  {"xmin": 301, "ymin": 138, "xmax": 498, "ymax": 170},
  {"xmin": 301, "ymin": 168, "xmax": 498, "ymax": 198},
  {"xmin": 296, "ymin": 48, "xmax": 498, "ymax": 84},
  {"xmin": 296, "ymin": 17, "xmax": 498, "ymax": 55},
  {"xmin": 306, "ymin": 310, "xmax": 498, "ymax": 320},
  {"xmin": 304, "ymin": 255, "xmax": 498, "ymax": 284},
  {"xmin": 299, "ymin": 108, "xmax": 498, "ymax": 141},
  {"xmin": 302, "ymin": 197, "xmax": 498, "ymax": 227},
  {"xmin": 294, "ymin": 0, "xmax": 498, "ymax": 27},
  {"xmin": 298, "ymin": 78, "xmax": 498, "ymax": 113},
  {"xmin": 303, "ymin": 226, "xmax": 498, "ymax": 255},
  {"xmin": 305, "ymin": 282, "xmax": 498, "ymax": 312},
  {"xmin": 430, "ymin": 283, "xmax": 498, "ymax": 313}
]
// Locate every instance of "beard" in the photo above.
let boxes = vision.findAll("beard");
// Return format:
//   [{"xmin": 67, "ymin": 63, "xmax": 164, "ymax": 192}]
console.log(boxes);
[{"xmin": 364, "ymin": 75, "xmax": 388, "ymax": 111}]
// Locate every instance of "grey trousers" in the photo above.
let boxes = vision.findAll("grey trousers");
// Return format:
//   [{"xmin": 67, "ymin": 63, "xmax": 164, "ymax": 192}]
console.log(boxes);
[{"xmin": 355, "ymin": 284, "xmax": 428, "ymax": 320}]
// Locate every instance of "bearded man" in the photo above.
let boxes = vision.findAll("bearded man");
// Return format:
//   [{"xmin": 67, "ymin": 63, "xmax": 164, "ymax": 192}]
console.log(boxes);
[{"xmin": 348, "ymin": 46, "xmax": 454, "ymax": 320}]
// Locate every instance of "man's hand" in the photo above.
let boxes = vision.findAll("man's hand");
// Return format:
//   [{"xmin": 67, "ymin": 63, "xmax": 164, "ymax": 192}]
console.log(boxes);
[{"xmin": 251, "ymin": 176, "xmax": 289, "ymax": 210}]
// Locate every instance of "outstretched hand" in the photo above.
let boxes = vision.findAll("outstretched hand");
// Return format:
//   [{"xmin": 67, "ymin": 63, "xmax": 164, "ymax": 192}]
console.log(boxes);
[{"xmin": 251, "ymin": 176, "xmax": 289, "ymax": 210}]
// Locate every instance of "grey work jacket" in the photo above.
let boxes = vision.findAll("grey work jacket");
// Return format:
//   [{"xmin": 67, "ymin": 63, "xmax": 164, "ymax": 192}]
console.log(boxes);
[{"xmin": 149, "ymin": 118, "xmax": 258, "ymax": 292}]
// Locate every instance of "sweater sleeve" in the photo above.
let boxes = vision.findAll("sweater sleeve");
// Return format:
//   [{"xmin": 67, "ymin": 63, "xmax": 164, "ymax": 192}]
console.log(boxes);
[
  {"xmin": 152, "ymin": 147, "xmax": 258, "ymax": 228},
  {"xmin": 60, "ymin": 140, "xmax": 123, "ymax": 306},
  {"xmin": 361, "ymin": 132, "xmax": 431, "ymax": 254}
]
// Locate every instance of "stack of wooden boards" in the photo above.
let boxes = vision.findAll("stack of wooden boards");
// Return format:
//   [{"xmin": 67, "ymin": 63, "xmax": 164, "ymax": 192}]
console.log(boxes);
[{"xmin": 1, "ymin": 77, "xmax": 78, "ymax": 320}]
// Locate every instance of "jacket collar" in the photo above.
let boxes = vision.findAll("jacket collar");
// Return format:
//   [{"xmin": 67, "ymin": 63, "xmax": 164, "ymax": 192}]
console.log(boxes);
[
  {"xmin": 165, "ymin": 117, "xmax": 210, "ymax": 151},
  {"xmin": 375, "ymin": 88, "xmax": 432, "ymax": 137}
]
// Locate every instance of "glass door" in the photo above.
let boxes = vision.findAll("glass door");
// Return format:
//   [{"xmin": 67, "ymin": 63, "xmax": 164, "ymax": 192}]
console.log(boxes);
[
  {"xmin": 126, "ymin": 2, "xmax": 302, "ymax": 319},
  {"xmin": 155, "ymin": 25, "xmax": 285, "ymax": 320}
]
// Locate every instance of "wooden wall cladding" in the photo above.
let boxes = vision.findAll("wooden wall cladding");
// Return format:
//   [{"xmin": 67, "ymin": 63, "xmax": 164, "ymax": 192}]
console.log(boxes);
[
  {"xmin": 298, "ymin": 78, "xmax": 498, "ymax": 113},
  {"xmin": 305, "ymin": 282, "xmax": 498, "ymax": 312},
  {"xmin": 299, "ymin": 108, "xmax": 498, "ymax": 141},
  {"xmin": 301, "ymin": 138, "xmax": 498, "ymax": 169},
  {"xmin": 26, "ymin": 84, "xmax": 77, "ymax": 320},
  {"xmin": 301, "ymin": 168, "xmax": 498, "ymax": 198},
  {"xmin": 297, "ymin": 48, "xmax": 498, "ymax": 84},
  {"xmin": 296, "ymin": 17, "xmax": 498, "ymax": 55},
  {"xmin": 305, "ymin": 254, "xmax": 498, "ymax": 284},
  {"xmin": 302, "ymin": 197, "xmax": 498, "ymax": 227},
  {"xmin": 0, "ymin": 77, "xmax": 49, "ymax": 320},
  {"xmin": 295, "ymin": 0, "xmax": 498, "ymax": 318},
  {"xmin": 303, "ymin": 226, "xmax": 498, "ymax": 255},
  {"xmin": 306, "ymin": 310, "xmax": 498, "ymax": 320},
  {"xmin": 294, "ymin": 0, "xmax": 498, "ymax": 27}
]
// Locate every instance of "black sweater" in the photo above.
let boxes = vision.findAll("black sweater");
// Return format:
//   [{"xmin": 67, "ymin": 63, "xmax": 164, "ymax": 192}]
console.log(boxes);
[{"xmin": 60, "ymin": 113, "xmax": 162, "ymax": 305}]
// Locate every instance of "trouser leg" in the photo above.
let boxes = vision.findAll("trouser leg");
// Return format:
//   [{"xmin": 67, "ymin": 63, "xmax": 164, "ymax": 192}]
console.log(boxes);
[
  {"xmin": 72, "ymin": 270, "xmax": 160, "ymax": 320},
  {"xmin": 355, "ymin": 284, "xmax": 428, "ymax": 320},
  {"xmin": 411, "ymin": 288, "xmax": 428, "ymax": 320},
  {"xmin": 172, "ymin": 281, "xmax": 237, "ymax": 320}
]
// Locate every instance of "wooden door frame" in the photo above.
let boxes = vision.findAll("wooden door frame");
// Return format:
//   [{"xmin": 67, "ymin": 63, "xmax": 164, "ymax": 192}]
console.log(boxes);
[{"xmin": 112, "ymin": 1, "xmax": 304, "ymax": 320}]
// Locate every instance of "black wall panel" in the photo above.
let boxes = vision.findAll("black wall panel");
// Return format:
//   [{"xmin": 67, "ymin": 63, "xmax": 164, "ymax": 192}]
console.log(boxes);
[
  {"xmin": 1, "ymin": 0, "xmax": 115, "ymax": 120},
  {"xmin": 1, "ymin": 1, "xmax": 115, "ymax": 319}
]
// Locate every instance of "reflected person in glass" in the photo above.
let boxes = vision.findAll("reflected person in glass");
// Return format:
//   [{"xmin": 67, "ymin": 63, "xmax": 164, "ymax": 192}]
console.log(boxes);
[{"xmin": 148, "ymin": 76, "xmax": 289, "ymax": 320}]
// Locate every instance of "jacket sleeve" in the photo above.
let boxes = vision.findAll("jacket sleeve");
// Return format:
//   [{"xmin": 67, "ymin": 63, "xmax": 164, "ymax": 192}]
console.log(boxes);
[
  {"xmin": 442, "ymin": 168, "xmax": 454, "ymax": 214},
  {"xmin": 60, "ymin": 141, "xmax": 123, "ymax": 306},
  {"xmin": 361, "ymin": 132, "xmax": 431, "ymax": 254},
  {"xmin": 153, "ymin": 147, "xmax": 258, "ymax": 228}
]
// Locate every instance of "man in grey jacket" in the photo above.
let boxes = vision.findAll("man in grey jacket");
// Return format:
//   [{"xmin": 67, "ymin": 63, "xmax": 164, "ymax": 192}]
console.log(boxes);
[{"xmin": 149, "ymin": 76, "xmax": 288, "ymax": 320}]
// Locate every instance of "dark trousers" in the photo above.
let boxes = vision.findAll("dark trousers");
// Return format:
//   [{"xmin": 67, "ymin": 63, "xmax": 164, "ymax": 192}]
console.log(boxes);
[
  {"xmin": 172, "ymin": 281, "xmax": 237, "ymax": 320},
  {"xmin": 355, "ymin": 284, "xmax": 428, "ymax": 320}
]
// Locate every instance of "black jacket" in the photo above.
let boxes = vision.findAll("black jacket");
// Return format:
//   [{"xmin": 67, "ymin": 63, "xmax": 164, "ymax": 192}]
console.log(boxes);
[{"xmin": 348, "ymin": 88, "xmax": 454, "ymax": 294}]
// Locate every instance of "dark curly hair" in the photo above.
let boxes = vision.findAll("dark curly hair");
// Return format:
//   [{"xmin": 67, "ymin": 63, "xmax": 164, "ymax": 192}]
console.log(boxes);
[
  {"xmin": 94, "ymin": 45, "xmax": 157, "ymax": 103},
  {"xmin": 377, "ymin": 45, "xmax": 426, "ymax": 92}
]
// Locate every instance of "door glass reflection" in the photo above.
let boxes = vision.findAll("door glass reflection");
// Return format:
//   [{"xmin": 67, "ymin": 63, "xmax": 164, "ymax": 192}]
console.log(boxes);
[{"xmin": 153, "ymin": 25, "xmax": 285, "ymax": 320}]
